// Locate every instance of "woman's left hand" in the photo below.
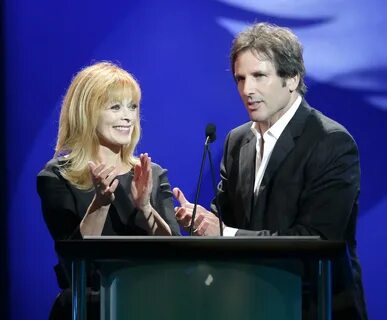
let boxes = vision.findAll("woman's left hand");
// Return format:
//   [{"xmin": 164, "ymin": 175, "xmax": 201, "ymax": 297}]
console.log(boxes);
[{"xmin": 131, "ymin": 153, "xmax": 153, "ymax": 211}]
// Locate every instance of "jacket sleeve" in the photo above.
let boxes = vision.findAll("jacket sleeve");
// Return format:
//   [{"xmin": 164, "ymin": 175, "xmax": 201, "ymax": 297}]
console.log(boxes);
[
  {"xmin": 37, "ymin": 165, "xmax": 83, "ymax": 241},
  {"xmin": 152, "ymin": 164, "xmax": 181, "ymax": 235},
  {"xmin": 278, "ymin": 130, "xmax": 360, "ymax": 240}
]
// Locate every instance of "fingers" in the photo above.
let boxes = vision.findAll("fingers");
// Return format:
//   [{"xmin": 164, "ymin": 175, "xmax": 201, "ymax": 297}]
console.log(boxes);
[
  {"xmin": 195, "ymin": 221, "xmax": 209, "ymax": 236},
  {"xmin": 173, "ymin": 189, "xmax": 210, "ymax": 232},
  {"xmin": 142, "ymin": 153, "xmax": 152, "ymax": 187},
  {"xmin": 172, "ymin": 187, "xmax": 189, "ymax": 206},
  {"xmin": 175, "ymin": 207, "xmax": 208, "ymax": 233},
  {"xmin": 88, "ymin": 160, "xmax": 97, "ymax": 171},
  {"xmin": 135, "ymin": 153, "xmax": 152, "ymax": 181},
  {"xmin": 133, "ymin": 163, "xmax": 142, "ymax": 181},
  {"xmin": 88, "ymin": 161, "xmax": 106, "ymax": 177},
  {"xmin": 105, "ymin": 179, "xmax": 119, "ymax": 202},
  {"xmin": 88, "ymin": 162, "xmax": 115, "ymax": 181},
  {"xmin": 87, "ymin": 161, "xmax": 119, "ymax": 206},
  {"xmin": 108, "ymin": 178, "xmax": 119, "ymax": 192},
  {"xmin": 100, "ymin": 167, "xmax": 116, "ymax": 185},
  {"xmin": 88, "ymin": 161, "xmax": 118, "ymax": 195},
  {"xmin": 134, "ymin": 153, "xmax": 153, "ymax": 187},
  {"xmin": 175, "ymin": 207, "xmax": 193, "ymax": 228},
  {"xmin": 193, "ymin": 213, "xmax": 205, "ymax": 230},
  {"xmin": 140, "ymin": 153, "xmax": 150, "ymax": 166},
  {"xmin": 98, "ymin": 167, "xmax": 116, "ymax": 188},
  {"xmin": 131, "ymin": 153, "xmax": 153, "ymax": 210},
  {"xmin": 104, "ymin": 168, "xmax": 118, "ymax": 186},
  {"xmin": 194, "ymin": 213, "xmax": 219, "ymax": 236},
  {"xmin": 175, "ymin": 210, "xmax": 219, "ymax": 236},
  {"xmin": 139, "ymin": 153, "xmax": 151, "ymax": 170}
]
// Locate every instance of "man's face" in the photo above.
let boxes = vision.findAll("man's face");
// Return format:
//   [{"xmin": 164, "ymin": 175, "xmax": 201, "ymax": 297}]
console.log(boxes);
[{"xmin": 234, "ymin": 50, "xmax": 298, "ymax": 126}]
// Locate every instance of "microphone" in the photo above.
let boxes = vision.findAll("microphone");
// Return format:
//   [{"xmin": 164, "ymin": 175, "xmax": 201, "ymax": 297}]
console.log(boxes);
[
  {"xmin": 189, "ymin": 124, "xmax": 223, "ymax": 236},
  {"xmin": 205, "ymin": 123, "xmax": 216, "ymax": 144}
]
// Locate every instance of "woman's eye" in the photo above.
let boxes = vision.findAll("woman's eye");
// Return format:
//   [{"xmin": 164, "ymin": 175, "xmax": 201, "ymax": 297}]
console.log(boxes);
[
  {"xmin": 110, "ymin": 104, "xmax": 120, "ymax": 110},
  {"xmin": 129, "ymin": 104, "xmax": 138, "ymax": 110}
]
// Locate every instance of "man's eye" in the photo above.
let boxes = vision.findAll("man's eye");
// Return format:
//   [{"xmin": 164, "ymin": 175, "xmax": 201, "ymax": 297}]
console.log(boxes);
[
  {"xmin": 235, "ymin": 76, "xmax": 244, "ymax": 83},
  {"xmin": 253, "ymin": 73, "xmax": 265, "ymax": 78}
]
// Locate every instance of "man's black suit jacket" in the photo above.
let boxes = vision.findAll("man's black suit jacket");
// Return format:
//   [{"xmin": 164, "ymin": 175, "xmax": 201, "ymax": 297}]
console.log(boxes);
[{"xmin": 215, "ymin": 100, "xmax": 367, "ymax": 319}]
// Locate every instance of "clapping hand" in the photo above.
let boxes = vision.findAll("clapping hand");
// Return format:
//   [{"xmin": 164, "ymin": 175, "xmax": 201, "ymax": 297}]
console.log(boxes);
[
  {"xmin": 131, "ymin": 153, "xmax": 153, "ymax": 211},
  {"xmin": 88, "ymin": 161, "xmax": 119, "ymax": 207}
]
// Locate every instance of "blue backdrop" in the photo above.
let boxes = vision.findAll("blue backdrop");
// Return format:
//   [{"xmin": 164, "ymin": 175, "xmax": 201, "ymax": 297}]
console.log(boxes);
[{"xmin": 4, "ymin": 0, "xmax": 387, "ymax": 319}]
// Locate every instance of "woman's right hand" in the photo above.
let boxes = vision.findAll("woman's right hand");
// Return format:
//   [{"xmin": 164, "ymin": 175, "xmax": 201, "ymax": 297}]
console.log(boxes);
[{"xmin": 88, "ymin": 161, "xmax": 119, "ymax": 207}]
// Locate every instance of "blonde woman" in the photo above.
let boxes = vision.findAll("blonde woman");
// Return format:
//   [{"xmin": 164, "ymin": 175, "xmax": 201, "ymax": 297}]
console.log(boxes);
[{"xmin": 37, "ymin": 62, "xmax": 180, "ymax": 319}]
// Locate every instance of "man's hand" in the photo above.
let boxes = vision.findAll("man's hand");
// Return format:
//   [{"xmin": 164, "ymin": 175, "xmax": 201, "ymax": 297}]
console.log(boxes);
[{"xmin": 173, "ymin": 187, "xmax": 222, "ymax": 236}]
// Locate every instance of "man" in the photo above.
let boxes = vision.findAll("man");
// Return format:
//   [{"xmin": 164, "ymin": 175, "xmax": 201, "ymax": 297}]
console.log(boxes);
[{"xmin": 173, "ymin": 23, "xmax": 367, "ymax": 319}]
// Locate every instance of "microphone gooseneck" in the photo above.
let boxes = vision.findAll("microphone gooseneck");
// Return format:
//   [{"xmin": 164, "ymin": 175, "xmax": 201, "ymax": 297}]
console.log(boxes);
[
  {"xmin": 189, "ymin": 136, "xmax": 209, "ymax": 235},
  {"xmin": 207, "ymin": 141, "xmax": 224, "ymax": 236},
  {"xmin": 189, "ymin": 123, "xmax": 223, "ymax": 236}
]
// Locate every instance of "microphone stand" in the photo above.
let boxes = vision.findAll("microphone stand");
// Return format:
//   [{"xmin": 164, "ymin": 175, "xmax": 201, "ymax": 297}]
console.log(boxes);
[
  {"xmin": 207, "ymin": 144, "xmax": 223, "ymax": 236},
  {"xmin": 189, "ymin": 136, "xmax": 210, "ymax": 236}
]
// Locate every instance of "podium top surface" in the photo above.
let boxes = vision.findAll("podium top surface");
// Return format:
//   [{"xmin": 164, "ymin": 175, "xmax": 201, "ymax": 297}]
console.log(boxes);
[{"xmin": 55, "ymin": 236, "xmax": 346, "ymax": 261}]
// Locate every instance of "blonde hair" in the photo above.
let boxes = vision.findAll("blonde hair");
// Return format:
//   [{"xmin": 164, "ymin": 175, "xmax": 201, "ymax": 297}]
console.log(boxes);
[{"xmin": 55, "ymin": 61, "xmax": 141, "ymax": 189}]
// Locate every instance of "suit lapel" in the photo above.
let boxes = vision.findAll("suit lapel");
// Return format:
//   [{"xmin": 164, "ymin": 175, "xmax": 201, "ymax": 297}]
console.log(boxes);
[
  {"xmin": 254, "ymin": 101, "xmax": 311, "ymax": 210},
  {"xmin": 238, "ymin": 130, "xmax": 256, "ymax": 227}
]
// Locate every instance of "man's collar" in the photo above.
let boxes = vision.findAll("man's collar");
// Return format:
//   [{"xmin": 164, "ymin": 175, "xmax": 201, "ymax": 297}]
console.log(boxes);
[{"xmin": 250, "ymin": 94, "xmax": 302, "ymax": 140}]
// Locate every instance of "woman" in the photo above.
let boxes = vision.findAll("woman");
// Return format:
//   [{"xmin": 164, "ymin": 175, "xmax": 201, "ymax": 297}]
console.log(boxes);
[{"xmin": 37, "ymin": 62, "xmax": 180, "ymax": 319}]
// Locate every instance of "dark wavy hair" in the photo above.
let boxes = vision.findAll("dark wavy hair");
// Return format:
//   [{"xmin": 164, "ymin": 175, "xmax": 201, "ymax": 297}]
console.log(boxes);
[{"xmin": 230, "ymin": 22, "xmax": 307, "ymax": 96}]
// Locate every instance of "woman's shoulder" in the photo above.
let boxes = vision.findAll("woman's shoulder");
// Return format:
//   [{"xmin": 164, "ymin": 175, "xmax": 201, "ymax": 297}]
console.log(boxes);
[
  {"xmin": 150, "ymin": 161, "xmax": 169, "ymax": 175},
  {"xmin": 37, "ymin": 156, "xmax": 68, "ymax": 178},
  {"xmin": 150, "ymin": 161, "xmax": 172, "ymax": 188}
]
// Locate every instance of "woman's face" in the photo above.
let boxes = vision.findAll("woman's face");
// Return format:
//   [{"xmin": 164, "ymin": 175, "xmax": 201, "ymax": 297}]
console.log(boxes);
[{"xmin": 96, "ymin": 88, "xmax": 138, "ymax": 152}]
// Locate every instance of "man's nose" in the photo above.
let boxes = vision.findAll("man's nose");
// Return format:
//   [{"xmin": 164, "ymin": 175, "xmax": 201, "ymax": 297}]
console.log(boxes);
[{"xmin": 243, "ymin": 77, "xmax": 255, "ymax": 96}]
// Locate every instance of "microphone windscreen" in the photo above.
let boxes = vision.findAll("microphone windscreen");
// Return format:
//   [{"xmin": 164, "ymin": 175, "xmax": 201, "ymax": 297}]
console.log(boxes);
[{"xmin": 205, "ymin": 123, "xmax": 216, "ymax": 143}]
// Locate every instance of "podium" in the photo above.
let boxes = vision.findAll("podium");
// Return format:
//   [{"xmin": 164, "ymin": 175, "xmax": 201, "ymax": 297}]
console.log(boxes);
[{"xmin": 55, "ymin": 237, "xmax": 346, "ymax": 320}]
